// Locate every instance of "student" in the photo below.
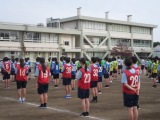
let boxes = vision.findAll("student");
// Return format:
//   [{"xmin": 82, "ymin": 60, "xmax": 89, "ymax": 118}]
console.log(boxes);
[
  {"xmin": 112, "ymin": 57, "xmax": 118, "ymax": 80},
  {"xmin": 152, "ymin": 58, "xmax": 158, "ymax": 88},
  {"xmin": 148, "ymin": 57, "xmax": 153, "ymax": 78},
  {"xmin": 109, "ymin": 58, "xmax": 113, "ymax": 83},
  {"xmin": 52, "ymin": 57, "xmax": 60, "ymax": 88},
  {"xmin": 117, "ymin": 57, "xmax": 123, "ymax": 74},
  {"xmin": 11, "ymin": 58, "xmax": 16, "ymax": 82},
  {"xmin": 34, "ymin": 57, "xmax": 40, "ymax": 74},
  {"xmin": 2, "ymin": 57, "xmax": 11, "ymax": 88},
  {"xmin": 47, "ymin": 57, "xmax": 51, "ymax": 69},
  {"xmin": 27, "ymin": 58, "xmax": 31, "ymax": 80},
  {"xmin": 103, "ymin": 57, "xmax": 110, "ymax": 88},
  {"xmin": 76, "ymin": 58, "xmax": 90, "ymax": 117},
  {"xmin": 71, "ymin": 58, "xmax": 77, "ymax": 90},
  {"xmin": 131, "ymin": 56, "xmax": 141, "ymax": 110},
  {"xmin": 15, "ymin": 58, "xmax": 28, "ymax": 103},
  {"xmin": 59, "ymin": 57, "xmax": 63, "ymax": 79},
  {"xmin": 25, "ymin": 58, "xmax": 30, "ymax": 80},
  {"xmin": 145, "ymin": 58, "xmax": 149, "ymax": 76},
  {"xmin": 62, "ymin": 57, "xmax": 72, "ymax": 99},
  {"xmin": 141, "ymin": 57, "xmax": 145, "ymax": 75},
  {"xmin": 121, "ymin": 58, "xmax": 140, "ymax": 120},
  {"xmin": 157, "ymin": 58, "xmax": 160, "ymax": 83},
  {"xmin": 90, "ymin": 57, "xmax": 98, "ymax": 103},
  {"xmin": 50, "ymin": 57, "xmax": 55, "ymax": 82},
  {"xmin": 35, "ymin": 58, "xmax": 50, "ymax": 108},
  {"xmin": 97, "ymin": 58, "xmax": 103, "ymax": 94}
]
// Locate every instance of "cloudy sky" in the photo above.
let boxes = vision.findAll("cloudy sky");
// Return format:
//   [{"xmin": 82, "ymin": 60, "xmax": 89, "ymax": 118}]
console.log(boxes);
[{"xmin": 0, "ymin": 0, "xmax": 159, "ymax": 41}]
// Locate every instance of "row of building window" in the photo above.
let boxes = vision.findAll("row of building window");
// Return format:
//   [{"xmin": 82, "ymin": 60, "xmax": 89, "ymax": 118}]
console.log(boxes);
[
  {"xmin": 110, "ymin": 24, "xmax": 130, "ymax": 33},
  {"xmin": 83, "ymin": 21, "xmax": 106, "ymax": 31}
]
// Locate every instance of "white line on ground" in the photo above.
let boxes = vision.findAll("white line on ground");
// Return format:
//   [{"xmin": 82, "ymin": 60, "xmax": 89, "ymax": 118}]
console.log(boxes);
[{"xmin": 0, "ymin": 96, "xmax": 107, "ymax": 120}]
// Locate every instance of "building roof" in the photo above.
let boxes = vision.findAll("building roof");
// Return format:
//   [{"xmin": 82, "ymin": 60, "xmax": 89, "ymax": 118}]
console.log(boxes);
[{"xmin": 60, "ymin": 15, "xmax": 157, "ymax": 28}]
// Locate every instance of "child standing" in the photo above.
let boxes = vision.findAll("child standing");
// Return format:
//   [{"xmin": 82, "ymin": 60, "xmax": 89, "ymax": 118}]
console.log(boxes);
[
  {"xmin": 152, "ymin": 58, "xmax": 158, "ymax": 88},
  {"xmin": 103, "ymin": 57, "xmax": 110, "ymax": 88},
  {"xmin": 97, "ymin": 58, "xmax": 103, "ymax": 94},
  {"xmin": 62, "ymin": 57, "xmax": 72, "ymax": 99},
  {"xmin": 121, "ymin": 58, "xmax": 140, "ymax": 120},
  {"xmin": 15, "ymin": 58, "xmax": 28, "ymax": 103},
  {"xmin": 77, "ymin": 58, "xmax": 91, "ymax": 117},
  {"xmin": 90, "ymin": 57, "xmax": 98, "ymax": 103},
  {"xmin": 35, "ymin": 58, "xmax": 50, "ymax": 108},
  {"xmin": 52, "ymin": 57, "xmax": 60, "ymax": 88},
  {"xmin": 71, "ymin": 58, "xmax": 77, "ymax": 90},
  {"xmin": 2, "ymin": 57, "xmax": 11, "ymax": 88}
]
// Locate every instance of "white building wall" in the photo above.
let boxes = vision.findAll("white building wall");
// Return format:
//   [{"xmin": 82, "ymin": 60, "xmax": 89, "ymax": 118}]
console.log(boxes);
[
  {"xmin": 132, "ymin": 33, "xmax": 152, "ymax": 40},
  {"xmin": 110, "ymin": 31, "xmax": 131, "ymax": 39},
  {"xmin": 61, "ymin": 21, "xmax": 77, "ymax": 29}
]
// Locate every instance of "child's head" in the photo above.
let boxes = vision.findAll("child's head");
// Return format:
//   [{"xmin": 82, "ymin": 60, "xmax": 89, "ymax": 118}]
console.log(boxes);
[
  {"xmin": 36, "ymin": 57, "xmax": 40, "ymax": 62},
  {"xmin": 71, "ymin": 58, "xmax": 76, "ymax": 64},
  {"xmin": 124, "ymin": 58, "xmax": 132, "ymax": 69},
  {"xmin": 91, "ymin": 57, "xmax": 97, "ymax": 64},
  {"xmin": 131, "ymin": 56, "xmax": 137, "ymax": 64},
  {"xmin": 65, "ymin": 57, "xmax": 70, "ymax": 63},
  {"xmin": 105, "ymin": 57, "xmax": 108, "ymax": 61},
  {"xmin": 80, "ymin": 57, "xmax": 87, "ymax": 72}
]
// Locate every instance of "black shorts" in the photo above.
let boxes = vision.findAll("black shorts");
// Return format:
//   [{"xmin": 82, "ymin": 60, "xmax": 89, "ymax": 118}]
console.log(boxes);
[
  {"xmin": 63, "ymin": 78, "xmax": 71, "ymax": 85},
  {"xmin": 123, "ymin": 93, "xmax": 139, "ymax": 107},
  {"xmin": 71, "ymin": 75, "xmax": 76, "ymax": 79},
  {"xmin": 3, "ymin": 72, "xmax": 10, "ymax": 80},
  {"xmin": 118, "ymin": 65, "xmax": 122, "ymax": 69},
  {"xmin": 29, "ymin": 68, "xmax": 31, "ymax": 73},
  {"xmin": 90, "ymin": 81, "xmax": 98, "ymax": 88},
  {"xmin": 148, "ymin": 69, "xmax": 151, "ymax": 73},
  {"xmin": 104, "ymin": 74, "xmax": 109, "ymax": 79},
  {"xmin": 141, "ymin": 65, "xmax": 145, "ymax": 70},
  {"xmin": 11, "ymin": 71, "xmax": 15, "ymax": 75},
  {"xmin": 113, "ymin": 69, "xmax": 117, "ymax": 73},
  {"xmin": 110, "ymin": 71, "xmax": 113, "ymax": 76},
  {"xmin": 37, "ymin": 83, "xmax": 49, "ymax": 94},
  {"xmin": 78, "ymin": 88, "xmax": 90, "ymax": 99},
  {"xmin": 53, "ymin": 74, "xmax": 59, "ymax": 79},
  {"xmin": 16, "ymin": 81, "xmax": 27, "ymax": 89},
  {"xmin": 152, "ymin": 73, "xmax": 157, "ymax": 78},
  {"xmin": 98, "ymin": 77, "xmax": 102, "ymax": 82},
  {"xmin": 145, "ymin": 67, "xmax": 148, "ymax": 70}
]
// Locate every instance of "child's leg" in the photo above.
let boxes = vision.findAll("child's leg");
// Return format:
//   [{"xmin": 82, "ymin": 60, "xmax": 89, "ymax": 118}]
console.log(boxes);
[
  {"xmin": 39, "ymin": 94, "xmax": 44, "ymax": 104},
  {"xmin": 85, "ymin": 98, "xmax": 90, "ymax": 113},
  {"xmin": 7, "ymin": 79, "xmax": 10, "ymax": 87},
  {"xmin": 68, "ymin": 85, "xmax": 71, "ymax": 95},
  {"xmin": 43, "ymin": 93, "xmax": 48, "ymax": 104},
  {"xmin": 5, "ymin": 80, "xmax": 7, "ymax": 88},
  {"xmin": 65, "ymin": 85, "xmax": 68, "ymax": 95},
  {"xmin": 133, "ymin": 106, "xmax": 138, "ymax": 120},
  {"xmin": 22, "ymin": 88, "xmax": 27, "ymax": 99},
  {"xmin": 94, "ymin": 87, "xmax": 98, "ymax": 97},
  {"xmin": 81, "ymin": 99, "xmax": 86, "ymax": 112},
  {"xmin": 128, "ymin": 107, "xmax": 134, "ymax": 120},
  {"xmin": 18, "ymin": 89, "xmax": 22, "ymax": 99}
]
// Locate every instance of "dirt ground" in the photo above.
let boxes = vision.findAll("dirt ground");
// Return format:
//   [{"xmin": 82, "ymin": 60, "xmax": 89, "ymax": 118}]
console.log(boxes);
[{"xmin": 0, "ymin": 72, "xmax": 160, "ymax": 120}]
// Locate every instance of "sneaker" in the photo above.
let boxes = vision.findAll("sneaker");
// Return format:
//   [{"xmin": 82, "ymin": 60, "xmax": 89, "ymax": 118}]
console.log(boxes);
[
  {"xmin": 18, "ymin": 98, "xmax": 22, "ymax": 103},
  {"xmin": 22, "ymin": 98, "xmax": 25, "ymax": 103},
  {"xmin": 85, "ymin": 112, "xmax": 89, "ymax": 117},
  {"xmin": 79, "ymin": 112, "xmax": 86, "ymax": 117},
  {"xmin": 39, "ymin": 104, "xmax": 44, "ymax": 108},
  {"xmin": 43, "ymin": 104, "xmax": 47, "ymax": 108},
  {"xmin": 110, "ymin": 81, "xmax": 113, "ymax": 83},
  {"xmin": 68, "ymin": 95, "xmax": 71, "ymax": 99},
  {"xmin": 98, "ymin": 91, "xmax": 102, "ymax": 94},
  {"xmin": 152, "ymin": 85, "xmax": 157, "ymax": 88},
  {"xmin": 72, "ymin": 88, "xmax": 75, "ymax": 90},
  {"xmin": 105, "ymin": 85, "xmax": 109, "ymax": 88}
]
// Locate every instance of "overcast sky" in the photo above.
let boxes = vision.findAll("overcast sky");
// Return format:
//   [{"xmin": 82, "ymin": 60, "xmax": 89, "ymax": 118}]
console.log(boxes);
[{"xmin": 0, "ymin": 0, "xmax": 159, "ymax": 41}]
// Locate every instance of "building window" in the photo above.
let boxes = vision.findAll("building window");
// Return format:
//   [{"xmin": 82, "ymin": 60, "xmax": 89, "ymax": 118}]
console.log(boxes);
[
  {"xmin": 110, "ymin": 24, "xmax": 130, "ymax": 33},
  {"xmin": 132, "ymin": 27, "xmax": 150, "ymax": 35},
  {"xmin": 111, "ymin": 38, "xmax": 131, "ymax": 46},
  {"xmin": 133, "ymin": 40, "xmax": 151, "ymax": 47},
  {"xmin": 83, "ymin": 21, "xmax": 106, "ymax": 31},
  {"xmin": 64, "ymin": 41, "xmax": 69, "ymax": 46}
]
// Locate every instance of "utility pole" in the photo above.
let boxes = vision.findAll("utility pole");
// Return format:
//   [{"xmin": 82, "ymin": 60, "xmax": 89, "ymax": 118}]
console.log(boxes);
[{"xmin": 19, "ymin": 31, "xmax": 25, "ymax": 58}]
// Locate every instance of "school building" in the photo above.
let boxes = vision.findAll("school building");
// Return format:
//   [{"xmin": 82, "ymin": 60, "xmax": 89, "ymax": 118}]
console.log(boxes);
[{"xmin": 0, "ymin": 8, "xmax": 157, "ymax": 62}]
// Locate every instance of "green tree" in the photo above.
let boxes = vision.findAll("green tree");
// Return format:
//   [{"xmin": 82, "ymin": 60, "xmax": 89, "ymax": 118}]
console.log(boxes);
[{"xmin": 153, "ymin": 42, "xmax": 160, "ymax": 47}]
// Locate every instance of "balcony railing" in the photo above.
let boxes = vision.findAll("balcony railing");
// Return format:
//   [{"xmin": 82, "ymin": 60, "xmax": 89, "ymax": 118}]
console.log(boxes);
[{"xmin": 0, "ymin": 37, "xmax": 19, "ymax": 42}]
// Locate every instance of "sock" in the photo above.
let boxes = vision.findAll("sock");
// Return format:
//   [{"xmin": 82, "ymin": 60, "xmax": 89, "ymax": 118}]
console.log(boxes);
[
  {"xmin": 19, "ymin": 98, "xmax": 21, "ymax": 101},
  {"xmin": 22, "ymin": 97, "xmax": 25, "ymax": 101},
  {"xmin": 44, "ymin": 103, "xmax": 47, "ymax": 106}
]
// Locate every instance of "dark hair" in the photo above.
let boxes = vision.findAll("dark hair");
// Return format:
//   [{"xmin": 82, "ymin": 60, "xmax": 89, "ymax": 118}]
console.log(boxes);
[
  {"xmin": 20, "ymin": 58, "xmax": 25, "ymax": 68},
  {"xmin": 15, "ymin": 58, "xmax": 19, "ymax": 62},
  {"xmin": 48, "ymin": 57, "xmax": 51, "ymax": 62},
  {"xmin": 55, "ymin": 57, "xmax": 58, "ymax": 65},
  {"xmin": 91, "ymin": 57, "xmax": 97, "ymax": 63},
  {"xmin": 105, "ymin": 57, "xmax": 108, "ymax": 61},
  {"xmin": 98, "ymin": 58, "xmax": 102, "ymax": 66},
  {"xmin": 11, "ymin": 58, "xmax": 15, "ymax": 63},
  {"xmin": 131, "ymin": 56, "xmax": 137, "ymax": 64},
  {"xmin": 27, "ymin": 57, "xmax": 30, "ymax": 60},
  {"xmin": 117, "ymin": 57, "xmax": 120, "ymax": 59},
  {"xmin": 52, "ymin": 57, "xmax": 55, "ymax": 61},
  {"xmin": 72, "ymin": 58, "xmax": 76, "ymax": 64},
  {"xmin": 25, "ymin": 58, "xmax": 28, "ymax": 62},
  {"xmin": 65, "ymin": 57, "xmax": 70, "ymax": 63},
  {"xmin": 108, "ymin": 58, "xmax": 112, "ymax": 62},
  {"xmin": 60, "ymin": 57, "xmax": 63, "ymax": 61},
  {"xmin": 124, "ymin": 58, "xmax": 132, "ymax": 69},
  {"xmin": 80, "ymin": 58, "xmax": 87, "ymax": 72},
  {"xmin": 36, "ymin": 57, "xmax": 40, "ymax": 62},
  {"xmin": 40, "ymin": 58, "xmax": 46, "ymax": 73},
  {"xmin": 4, "ymin": 57, "xmax": 8, "ymax": 62},
  {"xmin": 153, "ymin": 58, "xmax": 157, "ymax": 63}
]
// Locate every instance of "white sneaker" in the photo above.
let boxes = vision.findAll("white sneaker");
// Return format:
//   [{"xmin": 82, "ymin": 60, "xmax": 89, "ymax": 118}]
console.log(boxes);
[
  {"xmin": 18, "ymin": 98, "xmax": 22, "ymax": 103},
  {"xmin": 98, "ymin": 92, "xmax": 102, "ymax": 94},
  {"xmin": 22, "ymin": 98, "xmax": 25, "ymax": 103},
  {"xmin": 110, "ymin": 81, "xmax": 113, "ymax": 83}
]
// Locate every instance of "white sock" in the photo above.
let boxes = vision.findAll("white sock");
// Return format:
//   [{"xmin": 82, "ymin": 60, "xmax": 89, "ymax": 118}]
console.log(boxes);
[
  {"xmin": 22, "ymin": 97, "xmax": 25, "ymax": 101},
  {"xmin": 19, "ymin": 98, "xmax": 21, "ymax": 101}
]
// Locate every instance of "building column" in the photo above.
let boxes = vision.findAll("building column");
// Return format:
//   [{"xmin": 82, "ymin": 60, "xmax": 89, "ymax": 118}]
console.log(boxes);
[
  {"xmin": 80, "ymin": 31, "xmax": 84, "ymax": 57},
  {"xmin": 131, "ymin": 26, "xmax": 134, "ymax": 55},
  {"xmin": 58, "ymin": 34, "xmax": 63, "ymax": 60},
  {"xmin": 107, "ymin": 24, "xmax": 111, "ymax": 55},
  {"xmin": 19, "ymin": 31, "xmax": 25, "ymax": 58}
]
